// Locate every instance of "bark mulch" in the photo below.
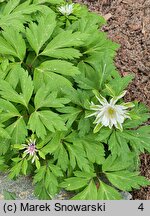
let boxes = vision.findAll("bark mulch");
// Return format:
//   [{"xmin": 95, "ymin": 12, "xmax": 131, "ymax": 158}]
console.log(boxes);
[{"xmin": 74, "ymin": 0, "xmax": 150, "ymax": 199}]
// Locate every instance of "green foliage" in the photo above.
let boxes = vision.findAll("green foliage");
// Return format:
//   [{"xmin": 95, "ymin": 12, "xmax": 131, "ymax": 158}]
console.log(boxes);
[
  {"xmin": 104, "ymin": 73, "xmax": 134, "ymax": 96},
  {"xmin": 0, "ymin": 27, "xmax": 26, "ymax": 60},
  {"xmin": 41, "ymin": 30, "xmax": 88, "ymax": 59},
  {"xmin": 0, "ymin": 0, "xmax": 41, "ymax": 31},
  {"xmin": 102, "ymin": 155, "xmax": 150, "ymax": 191},
  {"xmin": 3, "ymin": 190, "xmax": 16, "ymax": 200},
  {"xmin": 97, "ymin": 181, "xmax": 122, "ymax": 200},
  {"xmin": 26, "ymin": 11, "xmax": 56, "ymax": 55},
  {"xmin": 33, "ymin": 162, "xmax": 63, "ymax": 199},
  {"xmin": 0, "ymin": 0, "xmax": 149, "ymax": 200},
  {"xmin": 28, "ymin": 110, "xmax": 67, "ymax": 138}
]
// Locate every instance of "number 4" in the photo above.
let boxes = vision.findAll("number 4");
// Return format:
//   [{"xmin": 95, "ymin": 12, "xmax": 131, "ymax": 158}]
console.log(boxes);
[{"xmin": 138, "ymin": 203, "xmax": 144, "ymax": 211}]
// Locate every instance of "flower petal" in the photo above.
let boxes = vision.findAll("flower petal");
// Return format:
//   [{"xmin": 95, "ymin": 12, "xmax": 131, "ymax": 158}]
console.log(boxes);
[
  {"xmin": 110, "ymin": 90, "xmax": 127, "ymax": 105},
  {"xmin": 93, "ymin": 123, "xmax": 103, "ymax": 133},
  {"xmin": 101, "ymin": 115, "xmax": 109, "ymax": 126},
  {"xmin": 96, "ymin": 95, "xmax": 108, "ymax": 106},
  {"xmin": 116, "ymin": 122, "xmax": 123, "ymax": 131},
  {"xmin": 121, "ymin": 102, "xmax": 135, "ymax": 108},
  {"xmin": 86, "ymin": 112, "xmax": 98, "ymax": 118}
]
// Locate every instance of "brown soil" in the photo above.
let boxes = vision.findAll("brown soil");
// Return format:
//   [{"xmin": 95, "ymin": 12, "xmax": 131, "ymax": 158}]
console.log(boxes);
[{"xmin": 74, "ymin": 0, "xmax": 150, "ymax": 199}]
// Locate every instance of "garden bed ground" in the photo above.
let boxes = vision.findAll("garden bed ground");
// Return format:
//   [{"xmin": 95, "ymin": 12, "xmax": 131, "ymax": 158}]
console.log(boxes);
[
  {"xmin": 0, "ymin": 0, "xmax": 149, "ymax": 200},
  {"xmin": 74, "ymin": 0, "xmax": 150, "ymax": 199},
  {"xmin": 75, "ymin": 0, "xmax": 150, "ymax": 105}
]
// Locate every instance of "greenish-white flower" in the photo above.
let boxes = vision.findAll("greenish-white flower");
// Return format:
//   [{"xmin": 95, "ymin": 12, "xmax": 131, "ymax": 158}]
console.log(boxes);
[
  {"xmin": 88, "ymin": 91, "xmax": 134, "ymax": 133},
  {"xmin": 58, "ymin": 4, "xmax": 74, "ymax": 16}
]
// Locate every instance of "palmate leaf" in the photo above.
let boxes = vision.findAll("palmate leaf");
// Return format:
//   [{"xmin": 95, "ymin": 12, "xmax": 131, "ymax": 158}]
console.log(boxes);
[
  {"xmin": 78, "ymin": 115, "xmax": 91, "ymax": 137},
  {"xmin": 33, "ymin": 165, "xmax": 46, "ymax": 183},
  {"xmin": 36, "ymin": 60, "xmax": 80, "ymax": 77},
  {"xmin": 34, "ymin": 182, "xmax": 51, "ymax": 200},
  {"xmin": 95, "ymin": 127, "xmax": 112, "ymax": 142},
  {"xmin": 41, "ymin": 132, "xmax": 62, "ymax": 154},
  {"xmin": 0, "ymin": 123, "xmax": 10, "ymax": 139},
  {"xmin": 43, "ymin": 29, "xmax": 87, "ymax": 47},
  {"xmin": 34, "ymin": 84, "xmax": 70, "ymax": 110},
  {"xmin": 108, "ymin": 130, "xmax": 131, "ymax": 159},
  {"xmin": 0, "ymin": 99, "xmax": 20, "ymax": 123},
  {"xmin": 105, "ymin": 74, "xmax": 134, "ymax": 96},
  {"xmin": 85, "ymin": 55, "xmax": 116, "ymax": 89},
  {"xmin": 97, "ymin": 181, "xmax": 122, "ymax": 200},
  {"xmin": 54, "ymin": 145, "xmax": 69, "ymax": 171},
  {"xmin": 0, "ymin": 35, "xmax": 20, "ymax": 59},
  {"xmin": 41, "ymin": 30, "xmax": 88, "ymax": 59},
  {"xmin": 45, "ymin": 163, "xmax": 63, "ymax": 197},
  {"xmin": 8, "ymin": 160, "xmax": 22, "ymax": 179},
  {"xmin": 28, "ymin": 110, "xmax": 66, "ymax": 139},
  {"xmin": 65, "ymin": 142, "xmax": 91, "ymax": 172},
  {"xmin": 0, "ymin": 0, "xmax": 41, "ymax": 30},
  {"xmin": 62, "ymin": 88, "xmax": 91, "ymax": 108},
  {"xmin": 1, "ymin": 0, "xmax": 20, "ymax": 15},
  {"xmin": 42, "ymin": 48, "xmax": 81, "ymax": 60},
  {"xmin": 0, "ymin": 69, "xmax": 33, "ymax": 108},
  {"xmin": 0, "ymin": 58, "xmax": 9, "ymax": 79},
  {"xmin": 0, "ymin": 27, "xmax": 26, "ymax": 60},
  {"xmin": 26, "ymin": 11, "xmax": 56, "ymax": 55},
  {"xmin": 66, "ymin": 132, "xmax": 105, "ymax": 164},
  {"xmin": 84, "ymin": 31, "xmax": 119, "ymax": 58},
  {"xmin": 60, "ymin": 171, "xmax": 98, "ymax": 200},
  {"xmin": 39, "ymin": 110, "xmax": 66, "ymax": 132},
  {"xmin": 41, "ymin": 132, "xmax": 69, "ymax": 171},
  {"xmin": 0, "ymin": 80, "xmax": 24, "ymax": 105},
  {"xmin": 5, "ymin": 64, "xmax": 21, "ymax": 89},
  {"xmin": 44, "ymin": 168, "xmax": 58, "ymax": 197},
  {"xmin": 57, "ymin": 106, "xmax": 82, "ymax": 128},
  {"xmin": 28, "ymin": 112, "xmax": 50, "ymax": 139},
  {"xmin": 60, "ymin": 177, "xmax": 89, "ymax": 191},
  {"xmin": 61, "ymin": 87, "xmax": 83, "ymax": 106},
  {"xmin": 0, "ymin": 138, "xmax": 10, "ymax": 155},
  {"xmin": 102, "ymin": 155, "xmax": 150, "ymax": 191},
  {"xmin": 105, "ymin": 171, "xmax": 150, "ymax": 191},
  {"xmin": 43, "ymin": 132, "xmax": 84, "ymax": 172},
  {"xmin": 71, "ymin": 181, "xmax": 98, "ymax": 200},
  {"xmin": 75, "ymin": 62, "xmax": 100, "ymax": 90},
  {"xmin": 6, "ymin": 117, "xmax": 27, "ymax": 144},
  {"xmin": 123, "ymin": 102, "xmax": 150, "ymax": 129},
  {"xmin": 22, "ymin": 158, "xmax": 28, "ymax": 175},
  {"xmin": 34, "ymin": 163, "xmax": 63, "ymax": 198},
  {"xmin": 19, "ymin": 68, "xmax": 34, "ymax": 106},
  {"xmin": 77, "ymin": 135, "xmax": 105, "ymax": 164},
  {"xmin": 74, "ymin": 170, "xmax": 96, "ymax": 179},
  {"xmin": 120, "ymin": 126, "xmax": 150, "ymax": 153},
  {"xmin": 48, "ymin": 163, "xmax": 63, "ymax": 177},
  {"xmin": 102, "ymin": 155, "xmax": 134, "ymax": 172},
  {"xmin": 69, "ymin": 12, "xmax": 106, "ymax": 34},
  {"xmin": 34, "ymin": 65, "xmax": 73, "ymax": 92},
  {"xmin": 60, "ymin": 171, "xmax": 96, "ymax": 191}
]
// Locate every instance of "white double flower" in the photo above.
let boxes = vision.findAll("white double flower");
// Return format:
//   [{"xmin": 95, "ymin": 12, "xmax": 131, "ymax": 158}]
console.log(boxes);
[
  {"xmin": 88, "ymin": 91, "xmax": 134, "ymax": 133},
  {"xmin": 58, "ymin": 3, "xmax": 74, "ymax": 16}
]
